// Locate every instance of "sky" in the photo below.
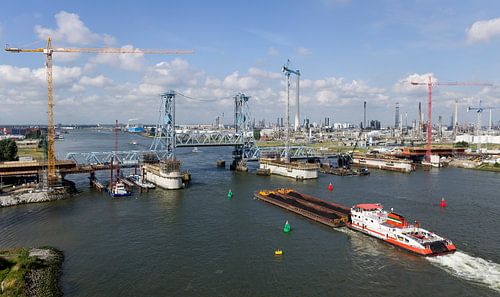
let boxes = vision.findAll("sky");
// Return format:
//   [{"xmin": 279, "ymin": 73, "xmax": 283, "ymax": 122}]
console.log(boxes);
[{"xmin": 1, "ymin": 0, "xmax": 500, "ymax": 126}]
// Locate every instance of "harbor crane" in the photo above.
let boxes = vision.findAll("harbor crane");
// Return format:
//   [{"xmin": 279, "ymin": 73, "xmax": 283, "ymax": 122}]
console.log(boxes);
[
  {"xmin": 467, "ymin": 100, "xmax": 499, "ymax": 153},
  {"xmin": 281, "ymin": 60, "xmax": 300, "ymax": 162},
  {"xmin": 5, "ymin": 37, "xmax": 194, "ymax": 185},
  {"xmin": 410, "ymin": 76, "xmax": 492, "ymax": 162}
]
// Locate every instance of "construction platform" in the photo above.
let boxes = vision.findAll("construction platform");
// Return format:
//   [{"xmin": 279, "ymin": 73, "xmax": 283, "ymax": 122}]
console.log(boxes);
[
  {"xmin": 0, "ymin": 160, "xmax": 135, "ymax": 178},
  {"xmin": 254, "ymin": 189, "xmax": 350, "ymax": 228}
]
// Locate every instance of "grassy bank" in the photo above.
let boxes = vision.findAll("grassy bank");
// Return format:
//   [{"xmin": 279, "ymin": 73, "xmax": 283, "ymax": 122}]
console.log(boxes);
[
  {"xmin": 473, "ymin": 163, "xmax": 500, "ymax": 172},
  {"xmin": 0, "ymin": 247, "xmax": 63, "ymax": 297},
  {"xmin": 16, "ymin": 148, "xmax": 45, "ymax": 162}
]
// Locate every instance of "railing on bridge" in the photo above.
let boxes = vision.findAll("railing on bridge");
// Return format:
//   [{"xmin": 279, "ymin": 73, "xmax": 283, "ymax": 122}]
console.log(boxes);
[
  {"xmin": 65, "ymin": 145, "xmax": 325, "ymax": 165},
  {"xmin": 65, "ymin": 150, "xmax": 171, "ymax": 166},
  {"xmin": 175, "ymin": 131, "xmax": 245, "ymax": 147}
]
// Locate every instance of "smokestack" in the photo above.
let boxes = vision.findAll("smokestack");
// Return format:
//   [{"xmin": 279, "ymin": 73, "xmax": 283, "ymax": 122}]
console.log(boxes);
[
  {"xmin": 454, "ymin": 100, "xmax": 459, "ymax": 135},
  {"xmin": 395, "ymin": 102, "xmax": 400, "ymax": 129},
  {"xmin": 363, "ymin": 101, "xmax": 367, "ymax": 129},
  {"xmin": 418, "ymin": 102, "xmax": 422, "ymax": 135},
  {"xmin": 489, "ymin": 109, "xmax": 493, "ymax": 131}
]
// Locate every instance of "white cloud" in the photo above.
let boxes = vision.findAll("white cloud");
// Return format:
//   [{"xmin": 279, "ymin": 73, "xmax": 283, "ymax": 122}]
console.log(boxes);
[
  {"xmin": 393, "ymin": 73, "xmax": 436, "ymax": 94},
  {"xmin": 223, "ymin": 72, "xmax": 258, "ymax": 90},
  {"xmin": 310, "ymin": 77, "xmax": 386, "ymax": 106},
  {"xmin": 0, "ymin": 65, "xmax": 81, "ymax": 87},
  {"xmin": 248, "ymin": 67, "xmax": 281, "ymax": 79},
  {"xmin": 143, "ymin": 58, "xmax": 202, "ymax": 86},
  {"xmin": 86, "ymin": 44, "xmax": 145, "ymax": 71},
  {"xmin": 466, "ymin": 17, "xmax": 500, "ymax": 44},
  {"xmin": 296, "ymin": 47, "xmax": 312, "ymax": 55},
  {"xmin": 35, "ymin": 11, "xmax": 114, "ymax": 45},
  {"xmin": 79, "ymin": 75, "xmax": 113, "ymax": 87},
  {"xmin": 204, "ymin": 77, "xmax": 221, "ymax": 87},
  {"xmin": 268, "ymin": 47, "xmax": 278, "ymax": 56}
]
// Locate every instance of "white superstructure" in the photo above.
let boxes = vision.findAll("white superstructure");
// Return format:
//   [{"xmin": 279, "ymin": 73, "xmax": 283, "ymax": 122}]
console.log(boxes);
[{"xmin": 349, "ymin": 203, "xmax": 455, "ymax": 255}]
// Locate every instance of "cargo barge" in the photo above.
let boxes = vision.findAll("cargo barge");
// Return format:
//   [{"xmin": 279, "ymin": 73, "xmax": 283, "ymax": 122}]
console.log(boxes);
[
  {"xmin": 254, "ymin": 189, "xmax": 349, "ymax": 228},
  {"xmin": 255, "ymin": 189, "xmax": 455, "ymax": 256}
]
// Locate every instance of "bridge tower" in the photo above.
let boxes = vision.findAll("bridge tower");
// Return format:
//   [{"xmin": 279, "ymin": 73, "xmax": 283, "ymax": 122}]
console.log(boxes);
[
  {"xmin": 150, "ymin": 90, "xmax": 176, "ymax": 160},
  {"xmin": 232, "ymin": 93, "xmax": 255, "ymax": 170}
]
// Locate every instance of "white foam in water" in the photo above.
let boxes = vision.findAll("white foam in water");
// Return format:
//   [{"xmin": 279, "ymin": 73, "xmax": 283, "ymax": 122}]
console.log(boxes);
[{"xmin": 427, "ymin": 251, "xmax": 500, "ymax": 292}]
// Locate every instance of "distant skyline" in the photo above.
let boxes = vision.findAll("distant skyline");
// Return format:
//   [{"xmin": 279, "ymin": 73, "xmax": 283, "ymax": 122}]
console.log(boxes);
[{"xmin": 1, "ymin": 0, "xmax": 500, "ymax": 126}]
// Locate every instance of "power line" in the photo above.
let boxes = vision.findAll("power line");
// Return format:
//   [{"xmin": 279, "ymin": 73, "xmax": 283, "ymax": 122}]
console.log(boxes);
[{"xmin": 174, "ymin": 91, "xmax": 233, "ymax": 102}]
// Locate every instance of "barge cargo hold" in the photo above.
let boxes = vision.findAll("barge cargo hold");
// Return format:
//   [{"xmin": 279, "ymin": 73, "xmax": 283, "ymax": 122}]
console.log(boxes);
[{"xmin": 254, "ymin": 189, "xmax": 349, "ymax": 228}]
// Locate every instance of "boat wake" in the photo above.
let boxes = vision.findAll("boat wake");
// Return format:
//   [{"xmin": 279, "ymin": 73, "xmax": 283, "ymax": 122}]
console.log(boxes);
[{"xmin": 427, "ymin": 251, "xmax": 500, "ymax": 292}]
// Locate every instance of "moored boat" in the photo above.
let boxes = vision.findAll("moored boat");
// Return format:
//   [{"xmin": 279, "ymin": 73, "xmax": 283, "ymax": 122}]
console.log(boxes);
[
  {"xmin": 109, "ymin": 181, "xmax": 131, "ymax": 197},
  {"xmin": 348, "ymin": 203, "xmax": 456, "ymax": 256}
]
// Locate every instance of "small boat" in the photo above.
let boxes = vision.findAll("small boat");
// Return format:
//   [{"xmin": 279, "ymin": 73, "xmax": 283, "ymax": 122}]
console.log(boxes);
[
  {"xmin": 54, "ymin": 132, "xmax": 65, "ymax": 140},
  {"xmin": 129, "ymin": 141, "xmax": 138, "ymax": 145},
  {"xmin": 109, "ymin": 181, "xmax": 132, "ymax": 197},
  {"xmin": 274, "ymin": 249, "xmax": 283, "ymax": 255},
  {"xmin": 358, "ymin": 168, "xmax": 370, "ymax": 176},
  {"xmin": 127, "ymin": 175, "xmax": 155, "ymax": 189},
  {"xmin": 192, "ymin": 147, "xmax": 200, "ymax": 153},
  {"xmin": 348, "ymin": 203, "xmax": 456, "ymax": 256}
]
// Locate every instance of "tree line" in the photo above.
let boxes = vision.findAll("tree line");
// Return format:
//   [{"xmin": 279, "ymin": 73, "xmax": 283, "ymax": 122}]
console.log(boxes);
[{"xmin": 0, "ymin": 139, "xmax": 18, "ymax": 161}]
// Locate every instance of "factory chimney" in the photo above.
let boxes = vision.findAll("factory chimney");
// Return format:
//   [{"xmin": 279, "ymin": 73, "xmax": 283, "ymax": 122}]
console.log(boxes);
[{"xmin": 363, "ymin": 101, "xmax": 367, "ymax": 130}]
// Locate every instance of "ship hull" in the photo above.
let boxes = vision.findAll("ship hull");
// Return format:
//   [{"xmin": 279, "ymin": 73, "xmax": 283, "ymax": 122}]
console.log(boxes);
[{"xmin": 347, "ymin": 222, "xmax": 456, "ymax": 256}]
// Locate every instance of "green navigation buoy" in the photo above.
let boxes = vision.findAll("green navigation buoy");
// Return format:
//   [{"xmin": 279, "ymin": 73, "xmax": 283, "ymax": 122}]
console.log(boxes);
[
  {"xmin": 283, "ymin": 220, "xmax": 291, "ymax": 233},
  {"xmin": 228, "ymin": 189, "xmax": 233, "ymax": 199}
]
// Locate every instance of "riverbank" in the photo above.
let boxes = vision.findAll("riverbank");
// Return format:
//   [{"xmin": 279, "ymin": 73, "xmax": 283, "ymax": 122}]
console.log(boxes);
[
  {"xmin": 473, "ymin": 163, "xmax": 500, "ymax": 172},
  {"xmin": 0, "ymin": 247, "xmax": 64, "ymax": 297},
  {"xmin": 0, "ymin": 187, "xmax": 69, "ymax": 208}
]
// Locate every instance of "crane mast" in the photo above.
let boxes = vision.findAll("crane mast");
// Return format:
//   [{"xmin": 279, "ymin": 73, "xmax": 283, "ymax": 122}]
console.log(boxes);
[
  {"xmin": 467, "ymin": 101, "xmax": 499, "ymax": 153},
  {"xmin": 45, "ymin": 38, "xmax": 56, "ymax": 184},
  {"xmin": 282, "ymin": 60, "xmax": 301, "ymax": 162},
  {"xmin": 5, "ymin": 37, "xmax": 194, "ymax": 186},
  {"xmin": 410, "ymin": 76, "xmax": 492, "ymax": 162}
]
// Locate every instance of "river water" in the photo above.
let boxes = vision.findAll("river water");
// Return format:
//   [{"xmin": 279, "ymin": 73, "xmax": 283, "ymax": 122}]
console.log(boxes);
[{"xmin": 1, "ymin": 130, "xmax": 499, "ymax": 296}]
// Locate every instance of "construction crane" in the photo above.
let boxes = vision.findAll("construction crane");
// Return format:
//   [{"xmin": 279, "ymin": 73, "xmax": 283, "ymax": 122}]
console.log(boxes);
[
  {"xmin": 281, "ymin": 59, "xmax": 300, "ymax": 162},
  {"xmin": 467, "ymin": 100, "xmax": 499, "ymax": 153},
  {"xmin": 5, "ymin": 37, "xmax": 194, "ymax": 186},
  {"xmin": 410, "ymin": 76, "xmax": 492, "ymax": 162}
]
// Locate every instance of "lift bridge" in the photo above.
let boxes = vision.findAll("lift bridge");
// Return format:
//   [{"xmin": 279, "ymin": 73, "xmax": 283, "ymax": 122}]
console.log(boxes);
[{"xmin": 65, "ymin": 91, "xmax": 319, "ymax": 166}]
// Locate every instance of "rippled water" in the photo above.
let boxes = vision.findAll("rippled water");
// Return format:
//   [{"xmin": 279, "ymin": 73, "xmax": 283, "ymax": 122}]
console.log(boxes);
[{"xmin": 1, "ymin": 130, "xmax": 499, "ymax": 296}]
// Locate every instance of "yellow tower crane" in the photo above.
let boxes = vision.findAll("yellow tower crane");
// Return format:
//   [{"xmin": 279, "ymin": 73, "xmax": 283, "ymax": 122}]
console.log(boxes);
[{"xmin": 5, "ymin": 37, "xmax": 194, "ymax": 186}]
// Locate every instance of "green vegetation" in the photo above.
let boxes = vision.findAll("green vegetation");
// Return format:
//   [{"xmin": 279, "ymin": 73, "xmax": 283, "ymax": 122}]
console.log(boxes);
[
  {"xmin": 474, "ymin": 163, "xmax": 500, "ymax": 172},
  {"xmin": 0, "ymin": 248, "xmax": 64, "ymax": 297},
  {"xmin": 16, "ymin": 148, "xmax": 46, "ymax": 161},
  {"xmin": 0, "ymin": 249, "xmax": 36, "ymax": 297},
  {"xmin": 454, "ymin": 141, "xmax": 469, "ymax": 148},
  {"xmin": 256, "ymin": 140, "xmax": 285, "ymax": 147},
  {"xmin": 0, "ymin": 139, "xmax": 18, "ymax": 162}
]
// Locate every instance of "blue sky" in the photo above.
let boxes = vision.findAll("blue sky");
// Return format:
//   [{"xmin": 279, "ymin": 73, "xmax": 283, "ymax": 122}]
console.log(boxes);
[{"xmin": 1, "ymin": 0, "xmax": 500, "ymax": 126}]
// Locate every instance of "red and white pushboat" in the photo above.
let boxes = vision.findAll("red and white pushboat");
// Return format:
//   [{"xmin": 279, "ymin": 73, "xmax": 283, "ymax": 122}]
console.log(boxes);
[{"xmin": 348, "ymin": 203, "xmax": 456, "ymax": 256}]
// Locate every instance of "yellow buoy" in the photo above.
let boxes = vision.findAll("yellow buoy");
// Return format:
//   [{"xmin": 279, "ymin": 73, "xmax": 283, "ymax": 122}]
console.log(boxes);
[{"xmin": 274, "ymin": 249, "xmax": 283, "ymax": 255}]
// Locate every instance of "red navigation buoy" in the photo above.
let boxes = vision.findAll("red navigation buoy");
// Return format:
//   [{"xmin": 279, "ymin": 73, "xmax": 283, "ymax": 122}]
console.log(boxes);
[
  {"xmin": 440, "ymin": 198, "xmax": 446, "ymax": 208},
  {"xmin": 328, "ymin": 182, "xmax": 333, "ymax": 192}
]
